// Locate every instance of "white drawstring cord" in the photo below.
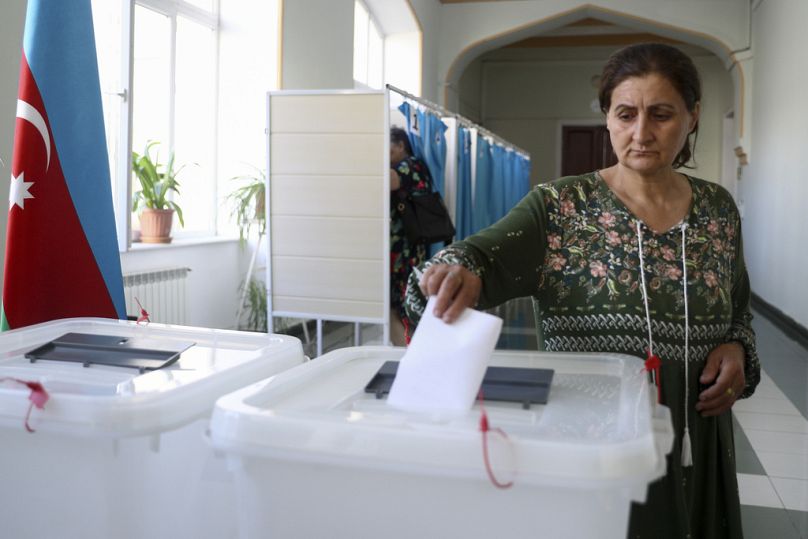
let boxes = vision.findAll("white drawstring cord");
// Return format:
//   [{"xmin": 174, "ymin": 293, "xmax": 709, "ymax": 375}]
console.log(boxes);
[
  {"xmin": 636, "ymin": 220, "xmax": 693, "ymax": 468},
  {"xmin": 680, "ymin": 223, "xmax": 693, "ymax": 467},
  {"xmin": 636, "ymin": 222, "xmax": 655, "ymax": 382}
]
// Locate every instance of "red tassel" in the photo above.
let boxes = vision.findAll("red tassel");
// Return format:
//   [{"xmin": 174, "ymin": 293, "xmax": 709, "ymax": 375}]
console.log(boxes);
[
  {"xmin": 478, "ymin": 389, "xmax": 514, "ymax": 489},
  {"xmin": 134, "ymin": 297, "xmax": 151, "ymax": 325},
  {"xmin": 402, "ymin": 316, "xmax": 411, "ymax": 345},
  {"xmin": 644, "ymin": 351, "xmax": 662, "ymax": 403},
  {"xmin": 1, "ymin": 377, "xmax": 49, "ymax": 433}
]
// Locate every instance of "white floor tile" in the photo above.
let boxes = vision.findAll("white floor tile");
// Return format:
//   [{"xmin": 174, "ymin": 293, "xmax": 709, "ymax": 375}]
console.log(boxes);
[
  {"xmin": 737, "ymin": 473, "xmax": 783, "ymax": 508},
  {"xmin": 744, "ymin": 429, "xmax": 808, "ymax": 454},
  {"xmin": 770, "ymin": 477, "xmax": 808, "ymax": 511},
  {"xmin": 757, "ymin": 451, "xmax": 808, "ymax": 480},
  {"xmin": 748, "ymin": 383, "xmax": 789, "ymax": 400},
  {"xmin": 733, "ymin": 396, "xmax": 803, "ymax": 416},
  {"xmin": 734, "ymin": 412, "xmax": 808, "ymax": 434}
]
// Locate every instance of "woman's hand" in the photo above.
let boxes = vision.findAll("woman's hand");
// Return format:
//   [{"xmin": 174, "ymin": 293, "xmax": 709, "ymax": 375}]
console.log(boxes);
[
  {"xmin": 696, "ymin": 342, "xmax": 746, "ymax": 417},
  {"xmin": 390, "ymin": 168, "xmax": 401, "ymax": 191},
  {"xmin": 418, "ymin": 264, "xmax": 481, "ymax": 323}
]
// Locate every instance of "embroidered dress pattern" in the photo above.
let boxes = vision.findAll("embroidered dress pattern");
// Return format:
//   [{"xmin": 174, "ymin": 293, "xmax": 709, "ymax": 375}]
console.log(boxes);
[
  {"xmin": 390, "ymin": 156, "xmax": 433, "ymax": 321},
  {"xmin": 405, "ymin": 172, "xmax": 760, "ymax": 539}
]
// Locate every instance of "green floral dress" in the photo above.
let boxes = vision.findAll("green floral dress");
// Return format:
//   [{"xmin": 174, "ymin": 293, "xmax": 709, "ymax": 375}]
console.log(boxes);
[
  {"xmin": 391, "ymin": 156, "xmax": 433, "ymax": 323},
  {"xmin": 405, "ymin": 172, "xmax": 760, "ymax": 539}
]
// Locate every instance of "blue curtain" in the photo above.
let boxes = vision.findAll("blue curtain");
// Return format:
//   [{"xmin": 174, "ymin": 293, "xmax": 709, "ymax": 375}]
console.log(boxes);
[
  {"xmin": 514, "ymin": 153, "xmax": 531, "ymax": 207},
  {"xmin": 455, "ymin": 127, "xmax": 473, "ymax": 241},
  {"xmin": 397, "ymin": 102, "xmax": 447, "ymax": 194},
  {"xmin": 422, "ymin": 113, "xmax": 448, "ymax": 197},
  {"xmin": 472, "ymin": 136, "xmax": 493, "ymax": 234},
  {"xmin": 397, "ymin": 101, "xmax": 425, "ymax": 160},
  {"xmin": 490, "ymin": 144, "xmax": 509, "ymax": 223},
  {"xmin": 501, "ymin": 150, "xmax": 531, "ymax": 215},
  {"xmin": 398, "ymin": 101, "xmax": 450, "ymax": 253}
]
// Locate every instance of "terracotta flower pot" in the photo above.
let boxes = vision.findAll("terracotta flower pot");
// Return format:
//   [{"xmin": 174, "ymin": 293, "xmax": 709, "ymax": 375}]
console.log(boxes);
[{"xmin": 139, "ymin": 208, "xmax": 175, "ymax": 243}]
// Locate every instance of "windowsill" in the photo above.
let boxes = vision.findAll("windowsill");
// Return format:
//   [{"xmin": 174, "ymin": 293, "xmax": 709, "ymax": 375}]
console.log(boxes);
[{"xmin": 127, "ymin": 235, "xmax": 240, "ymax": 252}]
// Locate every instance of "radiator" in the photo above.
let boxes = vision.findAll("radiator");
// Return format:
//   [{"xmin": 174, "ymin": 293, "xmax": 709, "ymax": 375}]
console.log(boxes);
[{"xmin": 123, "ymin": 267, "xmax": 191, "ymax": 325}]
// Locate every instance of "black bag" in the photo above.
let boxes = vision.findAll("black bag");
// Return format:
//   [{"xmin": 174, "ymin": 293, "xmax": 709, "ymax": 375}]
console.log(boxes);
[{"xmin": 395, "ymin": 190, "xmax": 455, "ymax": 245}]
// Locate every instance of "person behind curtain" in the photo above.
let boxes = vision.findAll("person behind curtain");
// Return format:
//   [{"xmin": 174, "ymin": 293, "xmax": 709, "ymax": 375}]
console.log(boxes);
[
  {"xmin": 389, "ymin": 126, "xmax": 435, "ymax": 345},
  {"xmin": 405, "ymin": 43, "xmax": 759, "ymax": 538}
]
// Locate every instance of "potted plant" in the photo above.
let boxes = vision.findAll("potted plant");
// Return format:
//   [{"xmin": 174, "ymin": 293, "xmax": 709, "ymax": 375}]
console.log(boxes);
[
  {"xmin": 227, "ymin": 167, "xmax": 267, "ymax": 329},
  {"xmin": 227, "ymin": 166, "xmax": 266, "ymax": 242},
  {"xmin": 132, "ymin": 141, "xmax": 185, "ymax": 243}
]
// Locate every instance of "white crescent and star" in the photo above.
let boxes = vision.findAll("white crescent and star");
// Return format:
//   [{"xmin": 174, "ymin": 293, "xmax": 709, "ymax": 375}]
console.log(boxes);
[
  {"xmin": 10, "ymin": 99, "xmax": 51, "ymax": 211},
  {"xmin": 9, "ymin": 172, "xmax": 34, "ymax": 210}
]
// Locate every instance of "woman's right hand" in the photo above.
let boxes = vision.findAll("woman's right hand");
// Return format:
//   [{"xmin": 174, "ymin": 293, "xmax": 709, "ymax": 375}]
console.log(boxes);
[{"xmin": 418, "ymin": 264, "xmax": 481, "ymax": 323}]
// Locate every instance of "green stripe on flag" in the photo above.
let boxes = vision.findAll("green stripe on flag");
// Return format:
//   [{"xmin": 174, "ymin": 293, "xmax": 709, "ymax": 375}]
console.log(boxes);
[{"xmin": 1, "ymin": 305, "xmax": 9, "ymax": 331}]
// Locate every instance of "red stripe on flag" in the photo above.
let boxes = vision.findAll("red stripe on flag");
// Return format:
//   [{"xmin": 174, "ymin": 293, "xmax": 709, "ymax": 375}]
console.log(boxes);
[{"xmin": 3, "ymin": 54, "xmax": 118, "ymax": 329}]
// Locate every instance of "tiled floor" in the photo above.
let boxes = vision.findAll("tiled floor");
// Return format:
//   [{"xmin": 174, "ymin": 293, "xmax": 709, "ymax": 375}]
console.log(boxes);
[
  {"xmin": 736, "ymin": 314, "xmax": 808, "ymax": 538},
  {"xmin": 312, "ymin": 302, "xmax": 808, "ymax": 538}
]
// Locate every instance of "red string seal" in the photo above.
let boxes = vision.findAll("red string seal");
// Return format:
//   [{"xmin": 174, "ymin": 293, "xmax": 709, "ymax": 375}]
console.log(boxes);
[
  {"xmin": 644, "ymin": 350, "xmax": 662, "ymax": 404},
  {"xmin": 478, "ymin": 389, "xmax": 514, "ymax": 489},
  {"xmin": 0, "ymin": 377, "xmax": 50, "ymax": 433},
  {"xmin": 134, "ymin": 297, "xmax": 151, "ymax": 325}
]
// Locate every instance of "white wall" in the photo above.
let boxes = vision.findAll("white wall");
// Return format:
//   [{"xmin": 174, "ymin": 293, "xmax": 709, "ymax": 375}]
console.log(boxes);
[
  {"xmin": 385, "ymin": 32, "xmax": 421, "ymax": 96},
  {"xmin": 437, "ymin": 0, "xmax": 749, "ymax": 103},
  {"xmin": 217, "ymin": 0, "xmax": 280, "ymax": 236},
  {"xmin": 281, "ymin": 0, "xmax": 355, "ymax": 90},
  {"xmin": 0, "ymin": 0, "xmax": 27, "ymax": 293},
  {"xmin": 406, "ymin": 0, "xmax": 441, "ymax": 102},
  {"xmin": 121, "ymin": 240, "xmax": 243, "ymax": 329},
  {"xmin": 744, "ymin": 0, "xmax": 808, "ymax": 327}
]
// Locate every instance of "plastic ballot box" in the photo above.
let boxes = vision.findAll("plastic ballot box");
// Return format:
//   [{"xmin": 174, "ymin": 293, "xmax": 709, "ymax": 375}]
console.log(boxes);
[
  {"xmin": 0, "ymin": 318, "xmax": 305, "ymax": 539},
  {"xmin": 210, "ymin": 346, "xmax": 674, "ymax": 539}
]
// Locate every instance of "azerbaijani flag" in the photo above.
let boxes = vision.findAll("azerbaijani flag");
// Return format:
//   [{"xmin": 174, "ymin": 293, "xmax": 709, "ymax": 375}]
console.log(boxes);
[{"xmin": 1, "ymin": 0, "xmax": 126, "ymax": 330}]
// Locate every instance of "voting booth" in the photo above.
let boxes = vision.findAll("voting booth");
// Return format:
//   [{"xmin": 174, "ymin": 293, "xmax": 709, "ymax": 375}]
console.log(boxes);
[
  {"xmin": 210, "ymin": 346, "xmax": 674, "ymax": 539},
  {"xmin": 0, "ymin": 318, "xmax": 305, "ymax": 539}
]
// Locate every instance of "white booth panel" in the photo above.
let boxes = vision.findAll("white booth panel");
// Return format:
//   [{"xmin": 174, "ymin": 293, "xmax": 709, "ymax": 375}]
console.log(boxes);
[
  {"xmin": 271, "ymin": 257, "xmax": 383, "ymax": 302},
  {"xmin": 271, "ymin": 216, "xmax": 383, "ymax": 259},
  {"xmin": 270, "ymin": 94, "xmax": 385, "ymax": 134},
  {"xmin": 270, "ymin": 175, "xmax": 384, "ymax": 218},
  {"xmin": 270, "ymin": 133, "xmax": 383, "ymax": 176}
]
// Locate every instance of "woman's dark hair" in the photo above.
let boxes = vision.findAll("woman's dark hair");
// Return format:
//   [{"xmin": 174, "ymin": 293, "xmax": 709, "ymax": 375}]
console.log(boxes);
[
  {"xmin": 390, "ymin": 126, "xmax": 414, "ymax": 157},
  {"xmin": 598, "ymin": 43, "xmax": 701, "ymax": 169}
]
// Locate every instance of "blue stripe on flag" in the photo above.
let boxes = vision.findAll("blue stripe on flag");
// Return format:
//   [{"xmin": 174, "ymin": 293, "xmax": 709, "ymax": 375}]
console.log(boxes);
[{"xmin": 23, "ymin": 0, "xmax": 126, "ymax": 319}]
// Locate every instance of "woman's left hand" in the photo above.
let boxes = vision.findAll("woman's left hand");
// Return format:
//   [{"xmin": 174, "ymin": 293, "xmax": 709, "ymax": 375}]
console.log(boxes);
[{"xmin": 696, "ymin": 342, "xmax": 746, "ymax": 417}]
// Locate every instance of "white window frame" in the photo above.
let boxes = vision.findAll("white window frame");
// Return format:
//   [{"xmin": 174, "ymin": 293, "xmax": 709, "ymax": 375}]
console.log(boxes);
[{"xmin": 114, "ymin": 0, "xmax": 220, "ymax": 250}]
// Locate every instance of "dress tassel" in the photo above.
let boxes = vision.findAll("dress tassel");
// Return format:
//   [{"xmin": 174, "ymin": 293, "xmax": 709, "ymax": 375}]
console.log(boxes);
[{"xmin": 681, "ymin": 427, "xmax": 693, "ymax": 467}]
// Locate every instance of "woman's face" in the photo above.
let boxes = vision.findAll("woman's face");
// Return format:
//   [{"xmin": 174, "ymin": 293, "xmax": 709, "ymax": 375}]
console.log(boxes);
[
  {"xmin": 606, "ymin": 73, "xmax": 699, "ymax": 176},
  {"xmin": 390, "ymin": 140, "xmax": 408, "ymax": 166}
]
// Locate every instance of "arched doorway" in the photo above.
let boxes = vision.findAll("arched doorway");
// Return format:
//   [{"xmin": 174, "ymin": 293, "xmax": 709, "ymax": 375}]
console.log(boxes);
[{"xmin": 444, "ymin": 7, "xmax": 742, "ymax": 192}]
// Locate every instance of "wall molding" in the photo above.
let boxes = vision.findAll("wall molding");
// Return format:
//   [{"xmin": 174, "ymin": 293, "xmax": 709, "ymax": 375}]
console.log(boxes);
[{"xmin": 752, "ymin": 292, "xmax": 808, "ymax": 351}]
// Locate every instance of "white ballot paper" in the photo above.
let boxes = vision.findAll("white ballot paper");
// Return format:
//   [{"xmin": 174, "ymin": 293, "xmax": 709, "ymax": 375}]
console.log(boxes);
[{"xmin": 387, "ymin": 296, "xmax": 503, "ymax": 415}]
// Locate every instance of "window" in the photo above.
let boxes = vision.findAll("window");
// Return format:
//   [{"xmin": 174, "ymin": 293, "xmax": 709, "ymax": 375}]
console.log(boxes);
[
  {"xmin": 353, "ymin": 0, "xmax": 384, "ymax": 89},
  {"xmin": 92, "ymin": 1, "xmax": 282, "ymax": 249},
  {"xmin": 132, "ymin": 1, "xmax": 218, "ymax": 237}
]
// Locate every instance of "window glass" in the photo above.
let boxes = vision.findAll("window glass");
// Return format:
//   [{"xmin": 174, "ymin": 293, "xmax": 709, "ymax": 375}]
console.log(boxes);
[
  {"xmin": 132, "ymin": 6, "xmax": 171, "ymax": 162},
  {"xmin": 175, "ymin": 15, "xmax": 216, "ymax": 232},
  {"xmin": 91, "ymin": 0, "xmax": 125, "ymax": 230}
]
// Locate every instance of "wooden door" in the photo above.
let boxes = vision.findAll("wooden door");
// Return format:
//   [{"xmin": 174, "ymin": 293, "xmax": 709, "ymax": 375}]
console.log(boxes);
[{"xmin": 561, "ymin": 125, "xmax": 617, "ymax": 176}]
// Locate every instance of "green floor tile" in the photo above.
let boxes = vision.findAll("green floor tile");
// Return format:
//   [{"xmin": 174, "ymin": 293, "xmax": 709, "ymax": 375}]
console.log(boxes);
[{"xmin": 741, "ymin": 505, "xmax": 802, "ymax": 539}]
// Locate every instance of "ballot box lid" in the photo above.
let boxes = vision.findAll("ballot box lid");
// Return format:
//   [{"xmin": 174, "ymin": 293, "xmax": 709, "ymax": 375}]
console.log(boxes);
[
  {"xmin": 0, "ymin": 318, "xmax": 305, "ymax": 436},
  {"xmin": 210, "ymin": 346, "xmax": 674, "ymax": 489}
]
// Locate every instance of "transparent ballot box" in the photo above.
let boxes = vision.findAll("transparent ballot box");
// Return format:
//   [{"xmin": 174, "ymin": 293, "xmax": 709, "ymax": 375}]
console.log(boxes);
[
  {"xmin": 0, "ymin": 318, "xmax": 305, "ymax": 539},
  {"xmin": 210, "ymin": 346, "xmax": 674, "ymax": 539}
]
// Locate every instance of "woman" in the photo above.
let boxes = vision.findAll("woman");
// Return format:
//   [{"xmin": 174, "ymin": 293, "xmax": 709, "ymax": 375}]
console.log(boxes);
[
  {"xmin": 390, "ymin": 126, "xmax": 434, "ymax": 345},
  {"xmin": 405, "ymin": 43, "xmax": 760, "ymax": 538}
]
